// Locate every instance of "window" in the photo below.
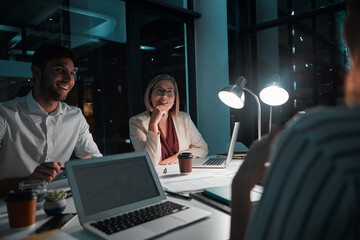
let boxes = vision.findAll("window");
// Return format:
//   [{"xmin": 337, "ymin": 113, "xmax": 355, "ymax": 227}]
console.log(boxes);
[
  {"xmin": 227, "ymin": 0, "xmax": 347, "ymax": 146},
  {"xmin": 0, "ymin": 0, "xmax": 199, "ymax": 155}
]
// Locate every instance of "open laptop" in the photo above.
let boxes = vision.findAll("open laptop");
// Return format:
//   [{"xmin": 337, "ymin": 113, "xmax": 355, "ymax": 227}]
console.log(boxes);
[
  {"xmin": 192, "ymin": 121, "xmax": 240, "ymax": 168},
  {"xmin": 65, "ymin": 151, "xmax": 211, "ymax": 240}
]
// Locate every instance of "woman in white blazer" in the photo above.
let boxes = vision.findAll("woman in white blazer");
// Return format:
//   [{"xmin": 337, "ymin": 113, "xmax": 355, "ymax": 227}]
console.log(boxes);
[{"xmin": 129, "ymin": 74, "xmax": 208, "ymax": 166}]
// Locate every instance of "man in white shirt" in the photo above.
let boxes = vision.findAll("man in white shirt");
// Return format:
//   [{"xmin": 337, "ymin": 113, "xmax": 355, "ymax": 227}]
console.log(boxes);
[{"xmin": 0, "ymin": 44, "xmax": 102, "ymax": 196}]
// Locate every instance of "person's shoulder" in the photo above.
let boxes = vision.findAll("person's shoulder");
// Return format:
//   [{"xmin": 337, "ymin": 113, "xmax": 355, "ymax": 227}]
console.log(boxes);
[
  {"xmin": 303, "ymin": 105, "xmax": 359, "ymax": 118},
  {"xmin": 289, "ymin": 106, "xmax": 360, "ymax": 129},
  {"xmin": 0, "ymin": 96, "xmax": 26, "ymax": 111},
  {"xmin": 279, "ymin": 106, "xmax": 360, "ymax": 146},
  {"xmin": 0, "ymin": 97, "xmax": 27, "ymax": 124},
  {"xmin": 59, "ymin": 102, "xmax": 83, "ymax": 115},
  {"xmin": 173, "ymin": 112, "xmax": 194, "ymax": 127},
  {"xmin": 176, "ymin": 111, "xmax": 190, "ymax": 119},
  {"xmin": 130, "ymin": 111, "xmax": 150, "ymax": 122}
]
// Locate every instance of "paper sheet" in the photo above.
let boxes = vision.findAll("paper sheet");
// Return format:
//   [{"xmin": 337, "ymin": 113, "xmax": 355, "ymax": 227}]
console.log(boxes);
[
  {"xmin": 21, "ymin": 229, "xmax": 78, "ymax": 240},
  {"xmin": 156, "ymin": 161, "xmax": 242, "ymax": 193},
  {"xmin": 47, "ymin": 178, "xmax": 71, "ymax": 192}
]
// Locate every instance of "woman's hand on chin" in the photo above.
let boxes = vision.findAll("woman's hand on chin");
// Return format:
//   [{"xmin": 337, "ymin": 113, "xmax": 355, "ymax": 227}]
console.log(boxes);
[{"xmin": 150, "ymin": 105, "xmax": 167, "ymax": 125}]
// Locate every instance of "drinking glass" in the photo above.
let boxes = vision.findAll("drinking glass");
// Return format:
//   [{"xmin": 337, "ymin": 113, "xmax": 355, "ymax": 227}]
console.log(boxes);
[{"xmin": 19, "ymin": 180, "xmax": 47, "ymax": 210}]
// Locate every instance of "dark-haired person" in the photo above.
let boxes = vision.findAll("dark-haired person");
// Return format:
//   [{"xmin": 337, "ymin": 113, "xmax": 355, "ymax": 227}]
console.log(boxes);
[
  {"xmin": 129, "ymin": 74, "xmax": 208, "ymax": 166},
  {"xmin": 0, "ymin": 44, "xmax": 102, "ymax": 196},
  {"xmin": 231, "ymin": 0, "xmax": 360, "ymax": 239}
]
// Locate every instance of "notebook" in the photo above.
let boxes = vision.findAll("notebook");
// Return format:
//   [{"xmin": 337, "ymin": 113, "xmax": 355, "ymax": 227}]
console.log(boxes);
[
  {"xmin": 192, "ymin": 122, "xmax": 240, "ymax": 168},
  {"xmin": 203, "ymin": 184, "xmax": 263, "ymax": 205},
  {"xmin": 65, "ymin": 151, "xmax": 211, "ymax": 240}
]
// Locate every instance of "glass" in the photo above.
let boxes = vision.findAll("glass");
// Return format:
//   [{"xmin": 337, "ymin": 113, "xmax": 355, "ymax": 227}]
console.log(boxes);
[
  {"xmin": 152, "ymin": 88, "xmax": 176, "ymax": 97},
  {"xmin": 0, "ymin": 0, "xmax": 132, "ymax": 156},
  {"xmin": 139, "ymin": 12, "xmax": 187, "ymax": 110},
  {"xmin": 0, "ymin": 0, "xmax": 194, "ymax": 156},
  {"xmin": 228, "ymin": 1, "xmax": 347, "ymax": 145},
  {"xmin": 19, "ymin": 180, "xmax": 47, "ymax": 210}
]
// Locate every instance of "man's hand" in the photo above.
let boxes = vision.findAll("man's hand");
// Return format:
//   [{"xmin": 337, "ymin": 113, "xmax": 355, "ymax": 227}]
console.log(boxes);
[
  {"xmin": 230, "ymin": 125, "xmax": 280, "ymax": 240},
  {"xmin": 30, "ymin": 162, "xmax": 62, "ymax": 184},
  {"xmin": 233, "ymin": 124, "xmax": 280, "ymax": 191}
]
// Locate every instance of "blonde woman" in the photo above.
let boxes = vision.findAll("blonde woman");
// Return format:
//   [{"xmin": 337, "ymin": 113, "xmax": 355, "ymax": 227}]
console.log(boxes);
[{"xmin": 129, "ymin": 74, "xmax": 208, "ymax": 166}]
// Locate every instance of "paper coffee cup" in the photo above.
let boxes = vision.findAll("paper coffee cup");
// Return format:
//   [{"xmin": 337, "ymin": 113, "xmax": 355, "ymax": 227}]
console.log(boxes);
[
  {"xmin": 178, "ymin": 152, "xmax": 193, "ymax": 174},
  {"xmin": 5, "ymin": 190, "xmax": 37, "ymax": 228}
]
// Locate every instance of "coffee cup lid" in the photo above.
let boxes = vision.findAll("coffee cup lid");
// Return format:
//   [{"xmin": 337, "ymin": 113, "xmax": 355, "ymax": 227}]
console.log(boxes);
[
  {"xmin": 178, "ymin": 152, "xmax": 193, "ymax": 159},
  {"xmin": 4, "ymin": 190, "xmax": 37, "ymax": 202}
]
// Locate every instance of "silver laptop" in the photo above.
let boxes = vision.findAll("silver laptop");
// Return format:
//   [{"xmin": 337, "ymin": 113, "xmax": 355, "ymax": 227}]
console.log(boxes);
[
  {"xmin": 192, "ymin": 122, "xmax": 240, "ymax": 168},
  {"xmin": 65, "ymin": 151, "xmax": 210, "ymax": 240}
]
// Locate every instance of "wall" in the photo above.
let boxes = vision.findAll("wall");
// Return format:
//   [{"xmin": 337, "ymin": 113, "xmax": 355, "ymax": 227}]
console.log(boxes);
[{"xmin": 194, "ymin": 0, "xmax": 230, "ymax": 154}]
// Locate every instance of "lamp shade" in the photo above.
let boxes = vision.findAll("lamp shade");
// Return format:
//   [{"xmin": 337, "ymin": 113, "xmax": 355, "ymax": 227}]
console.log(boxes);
[
  {"xmin": 259, "ymin": 83, "xmax": 289, "ymax": 106},
  {"xmin": 218, "ymin": 90, "xmax": 245, "ymax": 109},
  {"xmin": 218, "ymin": 76, "xmax": 262, "ymax": 140},
  {"xmin": 218, "ymin": 76, "xmax": 246, "ymax": 109}
]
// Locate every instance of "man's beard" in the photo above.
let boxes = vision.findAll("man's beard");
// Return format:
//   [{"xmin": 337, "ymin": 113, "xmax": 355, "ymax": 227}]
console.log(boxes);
[{"xmin": 38, "ymin": 80, "xmax": 69, "ymax": 102}]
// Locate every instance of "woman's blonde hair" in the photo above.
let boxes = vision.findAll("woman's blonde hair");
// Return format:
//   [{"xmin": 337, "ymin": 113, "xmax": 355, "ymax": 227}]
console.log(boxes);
[
  {"xmin": 343, "ymin": 0, "xmax": 360, "ymax": 105},
  {"xmin": 144, "ymin": 74, "xmax": 180, "ymax": 116}
]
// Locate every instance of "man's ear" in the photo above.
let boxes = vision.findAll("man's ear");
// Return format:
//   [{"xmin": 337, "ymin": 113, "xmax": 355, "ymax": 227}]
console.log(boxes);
[{"xmin": 31, "ymin": 65, "xmax": 41, "ymax": 81}]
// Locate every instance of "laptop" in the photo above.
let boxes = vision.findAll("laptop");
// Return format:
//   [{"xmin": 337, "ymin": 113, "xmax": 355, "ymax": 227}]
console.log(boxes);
[
  {"xmin": 65, "ymin": 151, "xmax": 211, "ymax": 240},
  {"xmin": 192, "ymin": 121, "xmax": 240, "ymax": 168}
]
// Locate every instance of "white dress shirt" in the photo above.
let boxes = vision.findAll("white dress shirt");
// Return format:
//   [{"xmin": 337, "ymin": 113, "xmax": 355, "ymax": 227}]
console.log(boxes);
[
  {"xmin": 245, "ymin": 106, "xmax": 360, "ymax": 240},
  {"xmin": 0, "ymin": 91, "xmax": 102, "ymax": 177}
]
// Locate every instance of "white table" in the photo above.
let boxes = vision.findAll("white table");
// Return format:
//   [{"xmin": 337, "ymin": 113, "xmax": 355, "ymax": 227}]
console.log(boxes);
[{"xmin": 0, "ymin": 160, "xmax": 243, "ymax": 240}]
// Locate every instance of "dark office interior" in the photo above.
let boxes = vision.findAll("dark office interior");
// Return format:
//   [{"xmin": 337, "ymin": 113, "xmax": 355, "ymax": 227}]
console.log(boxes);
[{"xmin": 0, "ymin": 0, "xmax": 348, "ymax": 155}]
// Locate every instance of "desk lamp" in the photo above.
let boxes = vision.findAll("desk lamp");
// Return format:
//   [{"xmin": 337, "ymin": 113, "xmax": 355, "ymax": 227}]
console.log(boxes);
[
  {"xmin": 259, "ymin": 74, "xmax": 289, "ymax": 132},
  {"xmin": 218, "ymin": 76, "xmax": 261, "ymax": 140}
]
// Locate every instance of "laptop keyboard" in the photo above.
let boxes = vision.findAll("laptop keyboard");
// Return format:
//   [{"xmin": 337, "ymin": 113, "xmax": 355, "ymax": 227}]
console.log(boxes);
[
  {"xmin": 90, "ymin": 201, "xmax": 188, "ymax": 235},
  {"xmin": 203, "ymin": 157, "xmax": 226, "ymax": 165}
]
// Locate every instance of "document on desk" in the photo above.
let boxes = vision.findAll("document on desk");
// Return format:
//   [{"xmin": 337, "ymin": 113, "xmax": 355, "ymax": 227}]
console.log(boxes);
[
  {"xmin": 161, "ymin": 176, "xmax": 233, "ymax": 193},
  {"xmin": 156, "ymin": 163, "xmax": 240, "ymax": 193},
  {"xmin": 47, "ymin": 178, "xmax": 70, "ymax": 192},
  {"xmin": 21, "ymin": 229, "xmax": 78, "ymax": 240}
]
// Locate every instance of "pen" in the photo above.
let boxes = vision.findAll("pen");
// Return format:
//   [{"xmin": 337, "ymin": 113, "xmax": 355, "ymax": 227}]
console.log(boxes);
[
  {"xmin": 65, "ymin": 190, "xmax": 72, "ymax": 199},
  {"xmin": 59, "ymin": 167, "xmax": 67, "ymax": 179},
  {"xmin": 164, "ymin": 190, "xmax": 192, "ymax": 201}
]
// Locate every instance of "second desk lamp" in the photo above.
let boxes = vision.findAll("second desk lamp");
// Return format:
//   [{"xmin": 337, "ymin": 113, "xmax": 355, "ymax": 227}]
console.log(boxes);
[{"xmin": 259, "ymin": 74, "xmax": 289, "ymax": 132}]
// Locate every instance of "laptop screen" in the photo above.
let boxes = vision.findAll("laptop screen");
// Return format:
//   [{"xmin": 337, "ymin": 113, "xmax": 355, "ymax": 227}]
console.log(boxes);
[
  {"xmin": 72, "ymin": 155, "xmax": 160, "ymax": 216},
  {"xmin": 226, "ymin": 122, "xmax": 240, "ymax": 163}
]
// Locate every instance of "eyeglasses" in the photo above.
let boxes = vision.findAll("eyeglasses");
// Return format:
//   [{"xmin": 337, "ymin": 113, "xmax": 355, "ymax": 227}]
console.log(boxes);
[{"xmin": 152, "ymin": 88, "xmax": 175, "ymax": 97}]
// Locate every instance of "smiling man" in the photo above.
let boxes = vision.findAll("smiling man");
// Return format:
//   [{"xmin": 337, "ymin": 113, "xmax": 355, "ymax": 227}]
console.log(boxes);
[{"xmin": 0, "ymin": 44, "xmax": 102, "ymax": 196}]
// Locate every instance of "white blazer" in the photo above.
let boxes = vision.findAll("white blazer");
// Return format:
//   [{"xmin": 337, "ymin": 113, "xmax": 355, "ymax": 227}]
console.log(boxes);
[{"xmin": 129, "ymin": 111, "xmax": 208, "ymax": 165}]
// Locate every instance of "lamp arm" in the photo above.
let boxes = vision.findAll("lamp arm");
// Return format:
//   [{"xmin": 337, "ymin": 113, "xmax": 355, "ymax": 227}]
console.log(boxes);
[
  {"xmin": 244, "ymin": 88, "xmax": 261, "ymax": 140},
  {"xmin": 269, "ymin": 106, "xmax": 272, "ymax": 133}
]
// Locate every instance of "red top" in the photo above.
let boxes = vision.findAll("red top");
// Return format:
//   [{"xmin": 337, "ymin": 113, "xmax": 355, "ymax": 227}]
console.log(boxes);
[{"xmin": 159, "ymin": 116, "xmax": 179, "ymax": 161}]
